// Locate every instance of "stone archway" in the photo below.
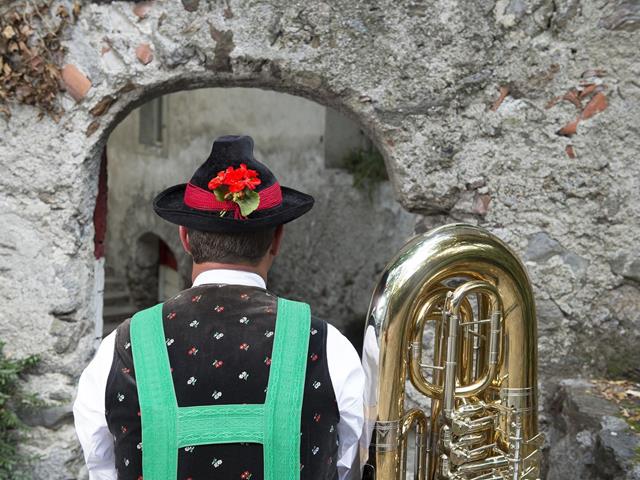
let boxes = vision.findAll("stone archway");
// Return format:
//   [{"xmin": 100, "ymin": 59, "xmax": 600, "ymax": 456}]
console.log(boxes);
[
  {"xmin": 102, "ymin": 85, "xmax": 416, "ymax": 349},
  {"xmin": 8, "ymin": 10, "xmax": 406, "ymax": 476},
  {"xmin": 1, "ymin": 1, "xmax": 638, "ymax": 478}
]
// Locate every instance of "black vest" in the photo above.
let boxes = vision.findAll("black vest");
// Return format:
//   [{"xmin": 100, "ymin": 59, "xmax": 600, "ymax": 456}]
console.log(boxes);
[{"xmin": 105, "ymin": 284, "xmax": 339, "ymax": 480}]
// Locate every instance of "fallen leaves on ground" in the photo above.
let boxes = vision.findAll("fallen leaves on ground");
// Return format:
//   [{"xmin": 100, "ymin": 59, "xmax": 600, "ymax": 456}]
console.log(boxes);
[{"xmin": 593, "ymin": 379, "xmax": 640, "ymax": 431}]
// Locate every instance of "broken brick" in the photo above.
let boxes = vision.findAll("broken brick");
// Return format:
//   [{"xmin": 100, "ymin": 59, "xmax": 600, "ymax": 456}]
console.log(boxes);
[
  {"xmin": 136, "ymin": 43, "xmax": 154, "ymax": 65},
  {"xmin": 578, "ymin": 83, "xmax": 598, "ymax": 99},
  {"xmin": 490, "ymin": 86, "xmax": 509, "ymax": 112},
  {"xmin": 565, "ymin": 145, "xmax": 577, "ymax": 159},
  {"xmin": 61, "ymin": 64, "xmax": 91, "ymax": 102},
  {"xmin": 557, "ymin": 117, "xmax": 579, "ymax": 137},
  {"xmin": 563, "ymin": 89, "xmax": 582, "ymax": 110},
  {"xmin": 581, "ymin": 92, "xmax": 608, "ymax": 120},
  {"xmin": 133, "ymin": 1, "xmax": 153, "ymax": 19},
  {"xmin": 472, "ymin": 193, "xmax": 491, "ymax": 216}
]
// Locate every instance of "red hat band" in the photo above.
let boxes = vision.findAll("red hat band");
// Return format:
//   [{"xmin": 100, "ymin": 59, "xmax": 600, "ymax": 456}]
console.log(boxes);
[{"xmin": 184, "ymin": 182, "xmax": 283, "ymax": 219}]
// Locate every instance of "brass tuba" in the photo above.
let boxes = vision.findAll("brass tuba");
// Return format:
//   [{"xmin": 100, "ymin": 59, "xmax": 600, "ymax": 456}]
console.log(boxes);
[{"xmin": 361, "ymin": 224, "xmax": 542, "ymax": 479}]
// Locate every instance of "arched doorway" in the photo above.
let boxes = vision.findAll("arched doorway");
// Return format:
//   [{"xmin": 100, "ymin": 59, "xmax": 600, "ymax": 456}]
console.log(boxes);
[
  {"xmin": 100, "ymin": 87, "xmax": 417, "ymax": 346},
  {"xmin": 103, "ymin": 232, "xmax": 182, "ymax": 336}
]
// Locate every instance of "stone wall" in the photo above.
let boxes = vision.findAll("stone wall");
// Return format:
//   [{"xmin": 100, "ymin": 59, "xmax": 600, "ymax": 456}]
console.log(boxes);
[{"xmin": 0, "ymin": 0, "xmax": 638, "ymax": 477}]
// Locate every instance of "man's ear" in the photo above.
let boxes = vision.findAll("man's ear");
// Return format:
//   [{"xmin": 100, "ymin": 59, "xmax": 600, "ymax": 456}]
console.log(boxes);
[
  {"xmin": 270, "ymin": 225, "xmax": 284, "ymax": 257},
  {"xmin": 179, "ymin": 226, "xmax": 192, "ymax": 255}
]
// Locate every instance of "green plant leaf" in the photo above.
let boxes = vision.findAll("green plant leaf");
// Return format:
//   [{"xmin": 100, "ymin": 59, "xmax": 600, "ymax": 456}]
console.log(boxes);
[
  {"xmin": 236, "ymin": 189, "xmax": 260, "ymax": 217},
  {"xmin": 213, "ymin": 186, "xmax": 228, "ymax": 202},
  {"xmin": 341, "ymin": 147, "xmax": 388, "ymax": 200},
  {"xmin": 0, "ymin": 340, "xmax": 40, "ymax": 477}
]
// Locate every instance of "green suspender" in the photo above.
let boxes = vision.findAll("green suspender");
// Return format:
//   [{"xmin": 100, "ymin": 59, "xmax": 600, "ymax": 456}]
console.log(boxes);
[{"xmin": 130, "ymin": 298, "xmax": 311, "ymax": 480}]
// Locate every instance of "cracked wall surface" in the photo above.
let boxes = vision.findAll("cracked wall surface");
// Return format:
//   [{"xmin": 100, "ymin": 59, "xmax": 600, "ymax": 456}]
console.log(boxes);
[{"xmin": 0, "ymin": 0, "xmax": 638, "ymax": 477}]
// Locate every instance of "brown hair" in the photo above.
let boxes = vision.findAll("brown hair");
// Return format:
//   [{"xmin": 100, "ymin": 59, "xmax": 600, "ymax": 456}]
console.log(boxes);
[{"xmin": 188, "ymin": 228, "xmax": 276, "ymax": 265}]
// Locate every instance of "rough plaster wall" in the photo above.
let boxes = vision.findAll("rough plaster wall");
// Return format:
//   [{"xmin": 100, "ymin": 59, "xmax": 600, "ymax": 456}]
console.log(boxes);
[
  {"xmin": 106, "ymin": 87, "xmax": 415, "ymax": 340},
  {"xmin": 0, "ymin": 0, "xmax": 638, "ymax": 477}
]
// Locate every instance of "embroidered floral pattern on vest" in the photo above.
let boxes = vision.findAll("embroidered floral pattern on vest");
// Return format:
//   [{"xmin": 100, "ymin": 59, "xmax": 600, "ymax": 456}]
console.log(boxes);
[{"xmin": 105, "ymin": 284, "xmax": 339, "ymax": 480}]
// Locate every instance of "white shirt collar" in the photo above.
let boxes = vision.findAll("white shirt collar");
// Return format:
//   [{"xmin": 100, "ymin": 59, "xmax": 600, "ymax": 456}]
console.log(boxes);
[{"xmin": 192, "ymin": 269, "xmax": 266, "ymax": 289}]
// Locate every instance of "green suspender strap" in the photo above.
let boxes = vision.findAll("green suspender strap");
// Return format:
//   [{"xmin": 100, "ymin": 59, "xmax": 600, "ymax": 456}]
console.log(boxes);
[{"xmin": 129, "ymin": 298, "xmax": 311, "ymax": 480}]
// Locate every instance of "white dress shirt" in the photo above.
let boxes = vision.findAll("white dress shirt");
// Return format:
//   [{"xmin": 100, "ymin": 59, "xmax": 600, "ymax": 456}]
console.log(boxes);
[{"xmin": 74, "ymin": 269, "xmax": 365, "ymax": 480}]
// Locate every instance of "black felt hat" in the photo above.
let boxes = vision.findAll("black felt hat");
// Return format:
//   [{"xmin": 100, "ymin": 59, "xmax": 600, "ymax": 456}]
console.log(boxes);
[{"xmin": 153, "ymin": 135, "xmax": 314, "ymax": 233}]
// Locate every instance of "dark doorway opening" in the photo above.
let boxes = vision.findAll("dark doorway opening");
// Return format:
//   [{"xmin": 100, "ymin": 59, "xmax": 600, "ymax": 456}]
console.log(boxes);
[{"xmin": 98, "ymin": 87, "xmax": 416, "ymax": 344}]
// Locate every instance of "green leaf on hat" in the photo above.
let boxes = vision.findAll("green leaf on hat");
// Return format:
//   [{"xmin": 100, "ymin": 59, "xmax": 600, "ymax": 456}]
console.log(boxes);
[
  {"xmin": 236, "ymin": 189, "xmax": 260, "ymax": 217},
  {"xmin": 213, "ymin": 186, "xmax": 229, "ymax": 202}
]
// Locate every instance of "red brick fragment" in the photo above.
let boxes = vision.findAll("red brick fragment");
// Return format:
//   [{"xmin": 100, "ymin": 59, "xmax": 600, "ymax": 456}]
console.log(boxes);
[
  {"xmin": 136, "ymin": 43, "xmax": 154, "ymax": 65},
  {"xmin": 562, "ymin": 89, "xmax": 582, "ymax": 110},
  {"xmin": 581, "ymin": 92, "xmax": 608, "ymax": 120},
  {"xmin": 545, "ymin": 96, "xmax": 561, "ymax": 109},
  {"xmin": 61, "ymin": 64, "xmax": 91, "ymax": 102},
  {"xmin": 565, "ymin": 145, "xmax": 576, "ymax": 159},
  {"xmin": 133, "ymin": 1, "xmax": 153, "ymax": 19},
  {"xmin": 557, "ymin": 117, "xmax": 579, "ymax": 137},
  {"xmin": 472, "ymin": 194, "xmax": 491, "ymax": 216},
  {"xmin": 578, "ymin": 83, "xmax": 598, "ymax": 99},
  {"xmin": 490, "ymin": 86, "xmax": 509, "ymax": 112}
]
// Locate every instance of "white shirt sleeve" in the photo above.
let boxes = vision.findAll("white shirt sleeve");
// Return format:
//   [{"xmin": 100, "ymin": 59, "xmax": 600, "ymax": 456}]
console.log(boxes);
[
  {"xmin": 73, "ymin": 331, "xmax": 118, "ymax": 480},
  {"xmin": 360, "ymin": 324, "xmax": 379, "ymax": 469},
  {"xmin": 326, "ymin": 324, "xmax": 366, "ymax": 480}
]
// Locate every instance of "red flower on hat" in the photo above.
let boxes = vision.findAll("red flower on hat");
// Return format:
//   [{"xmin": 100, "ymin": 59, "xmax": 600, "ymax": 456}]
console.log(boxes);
[{"xmin": 208, "ymin": 164, "xmax": 262, "ymax": 217}]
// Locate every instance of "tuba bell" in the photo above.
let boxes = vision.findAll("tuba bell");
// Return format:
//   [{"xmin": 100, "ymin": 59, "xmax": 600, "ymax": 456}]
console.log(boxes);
[{"xmin": 361, "ymin": 224, "xmax": 543, "ymax": 479}]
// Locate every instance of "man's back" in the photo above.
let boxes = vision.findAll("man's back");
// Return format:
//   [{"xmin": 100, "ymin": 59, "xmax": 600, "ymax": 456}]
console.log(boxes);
[
  {"xmin": 106, "ymin": 283, "xmax": 340, "ymax": 479},
  {"xmin": 74, "ymin": 136, "xmax": 365, "ymax": 480}
]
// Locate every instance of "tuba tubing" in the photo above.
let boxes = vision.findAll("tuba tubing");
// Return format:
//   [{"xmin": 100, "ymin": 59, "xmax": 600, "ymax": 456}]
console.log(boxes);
[{"xmin": 361, "ymin": 224, "xmax": 541, "ymax": 480}]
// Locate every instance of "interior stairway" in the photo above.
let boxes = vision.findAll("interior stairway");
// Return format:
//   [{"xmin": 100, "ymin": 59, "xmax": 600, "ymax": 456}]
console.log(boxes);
[{"xmin": 103, "ymin": 268, "xmax": 138, "ymax": 337}]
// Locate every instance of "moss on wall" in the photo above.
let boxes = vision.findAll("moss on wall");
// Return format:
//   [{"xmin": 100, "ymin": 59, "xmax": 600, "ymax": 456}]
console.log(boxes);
[{"xmin": 0, "ymin": 342, "xmax": 40, "ymax": 479}]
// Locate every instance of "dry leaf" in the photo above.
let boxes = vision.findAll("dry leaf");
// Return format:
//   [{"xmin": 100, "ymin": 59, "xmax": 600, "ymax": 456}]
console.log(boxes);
[
  {"xmin": 19, "ymin": 24, "xmax": 33, "ymax": 36},
  {"xmin": 2, "ymin": 25, "xmax": 15, "ymax": 39},
  {"xmin": 30, "ymin": 55, "xmax": 43, "ymax": 70},
  {"xmin": 89, "ymin": 95, "xmax": 116, "ymax": 116},
  {"xmin": 72, "ymin": 2, "xmax": 82, "ymax": 21},
  {"xmin": 18, "ymin": 40, "xmax": 30, "ymax": 54},
  {"xmin": 117, "ymin": 81, "xmax": 137, "ymax": 94},
  {"xmin": 0, "ymin": 2, "xmax": 71, "ymax": 118},
  {"xmin": 86, "ymin": 120, "xmax": 100, "ymax": 137},
  {"xmin": 57, "ymin": 6, "xmax": 69, "ymax": 19}
]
